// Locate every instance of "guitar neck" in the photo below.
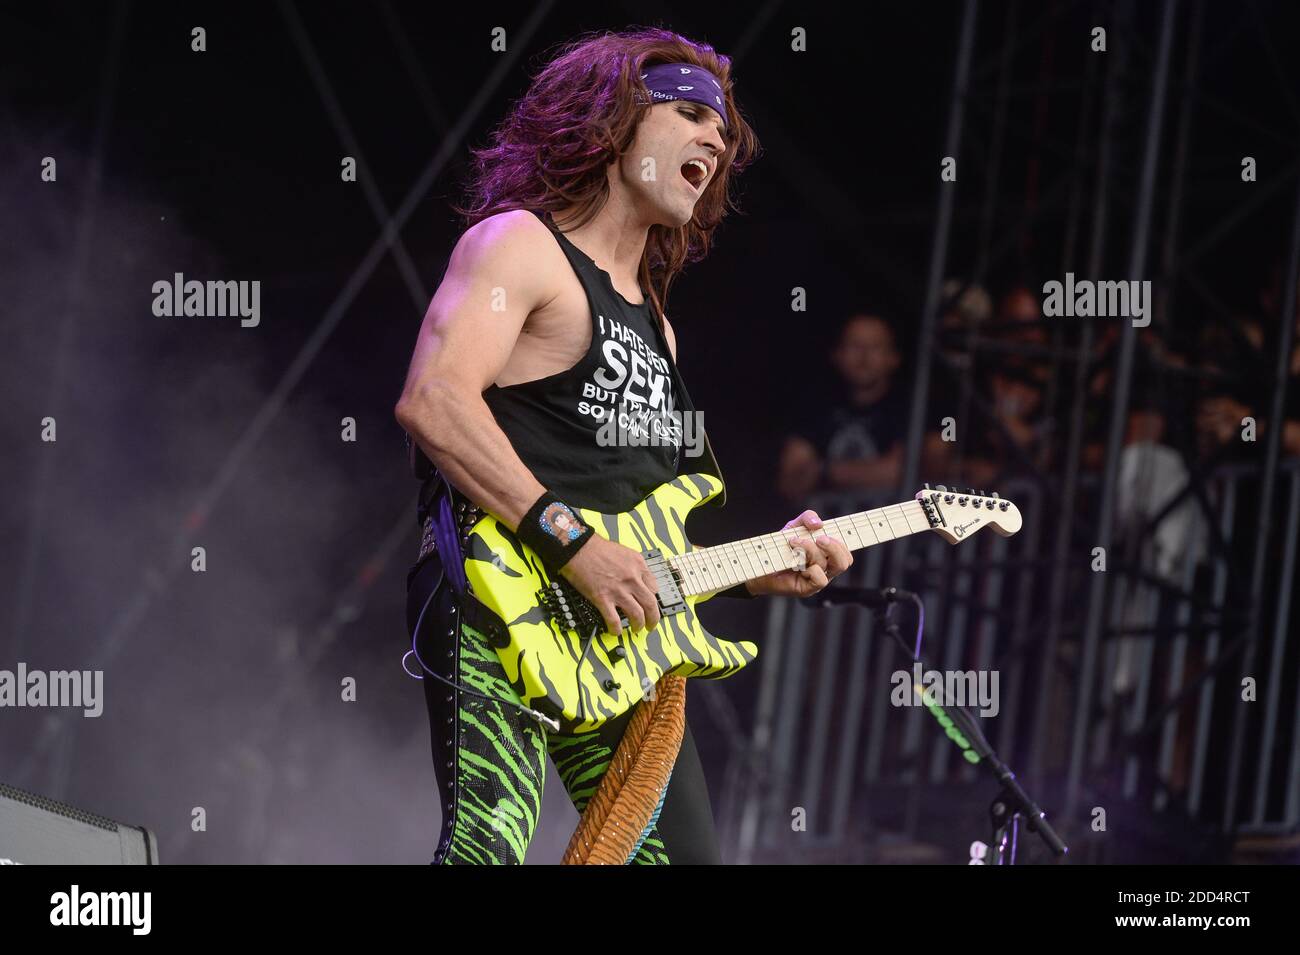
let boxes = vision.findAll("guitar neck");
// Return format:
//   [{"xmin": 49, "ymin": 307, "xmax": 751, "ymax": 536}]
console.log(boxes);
[{"xmin": 669, "ymin": 498, "xmax": 931, "ymax": 597}]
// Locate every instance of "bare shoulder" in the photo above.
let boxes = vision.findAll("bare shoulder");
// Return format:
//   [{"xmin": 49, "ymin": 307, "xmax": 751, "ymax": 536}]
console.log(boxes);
[
  {"xmin": 446, "ymin": 209, "xmax": 563, "ymax": 305},
  {"xmin": 450, "ymin": 209, "xmax": 557, "ymax": 264}
]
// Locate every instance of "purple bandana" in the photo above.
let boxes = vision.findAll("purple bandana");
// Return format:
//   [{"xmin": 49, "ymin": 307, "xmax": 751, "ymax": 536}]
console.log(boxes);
[{"xmin": 639, "ymin": 62, "xmax": 728, "ymax": 130}]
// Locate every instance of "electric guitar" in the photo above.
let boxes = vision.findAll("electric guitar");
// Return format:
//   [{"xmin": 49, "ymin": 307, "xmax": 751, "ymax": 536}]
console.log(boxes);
[{"xmin": 461, "ymin": 475, "xmax": 1022, "ymax": 734}]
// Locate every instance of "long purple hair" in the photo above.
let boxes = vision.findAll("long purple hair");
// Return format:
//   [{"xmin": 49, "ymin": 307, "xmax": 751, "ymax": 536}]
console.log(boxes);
[{"xmin": 453, "ymin": 27, "xmax": 761, "ymax": 326}]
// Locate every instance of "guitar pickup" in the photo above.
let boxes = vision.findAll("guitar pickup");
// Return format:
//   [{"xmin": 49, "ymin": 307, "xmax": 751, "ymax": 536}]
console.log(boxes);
[
  {"xmin": 537, "ymin": 550, "xmax": 685, "ymax": 635},
  {"xmin": 644, "ymin": 549, "xmax": 686, "ymax": 616}
]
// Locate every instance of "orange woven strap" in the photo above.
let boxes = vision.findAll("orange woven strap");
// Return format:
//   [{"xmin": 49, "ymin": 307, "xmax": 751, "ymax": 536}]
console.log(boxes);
[{"xmin": 561, "ymin": 675, "xmax": 687, "ymax": 865}]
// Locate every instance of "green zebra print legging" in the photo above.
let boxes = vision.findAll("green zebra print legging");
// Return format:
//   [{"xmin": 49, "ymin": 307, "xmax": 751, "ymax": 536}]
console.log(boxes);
[{"xmin": 408, "ymin": 554, "xmax": 720, "ymax": 864}]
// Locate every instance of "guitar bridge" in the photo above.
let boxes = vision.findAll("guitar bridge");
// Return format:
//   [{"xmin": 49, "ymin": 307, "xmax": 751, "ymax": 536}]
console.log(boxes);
[{"xmin": 537, "ymin": 579, "xmax": 605, "ymax": 634}]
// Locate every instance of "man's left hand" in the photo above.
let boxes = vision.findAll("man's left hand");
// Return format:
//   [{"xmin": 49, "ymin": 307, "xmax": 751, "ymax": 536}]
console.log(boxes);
[{"xmin": 745, "ymin": 510, "xmax": 853, "ymax": 598}]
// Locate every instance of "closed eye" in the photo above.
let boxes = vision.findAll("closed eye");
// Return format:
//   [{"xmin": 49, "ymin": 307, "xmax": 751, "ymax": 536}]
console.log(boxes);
[{"xmin": 678, "ymin": 106, "xmax": 726, "ymax": 141}]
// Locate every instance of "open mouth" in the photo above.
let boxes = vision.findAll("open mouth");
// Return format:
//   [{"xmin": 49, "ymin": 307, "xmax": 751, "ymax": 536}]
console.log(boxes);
[{"xmin": 680, "ymin": 159, "xmax": 708, "ymax": 192}]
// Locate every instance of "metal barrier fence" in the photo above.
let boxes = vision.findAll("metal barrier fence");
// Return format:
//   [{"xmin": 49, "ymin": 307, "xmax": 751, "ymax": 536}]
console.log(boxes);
[{"xmin": 719, "ymin": 458, "xmax": 1300, "ymax": 863}]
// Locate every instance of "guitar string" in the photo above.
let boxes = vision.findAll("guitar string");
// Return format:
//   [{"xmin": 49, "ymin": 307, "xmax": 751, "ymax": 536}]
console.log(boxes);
[
  {"xmin": 404, "ymin": 496, "xmax": 972, "ymax": 724},
  {"xmin": 671, "ymin": 500, "xmax": 931, "ymax": 596}
]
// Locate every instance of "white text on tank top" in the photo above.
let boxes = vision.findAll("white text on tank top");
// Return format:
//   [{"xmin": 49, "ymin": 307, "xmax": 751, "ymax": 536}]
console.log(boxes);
[{"xmin": 580, "ymin": 313, "xmax": 683, "ymax": 454}]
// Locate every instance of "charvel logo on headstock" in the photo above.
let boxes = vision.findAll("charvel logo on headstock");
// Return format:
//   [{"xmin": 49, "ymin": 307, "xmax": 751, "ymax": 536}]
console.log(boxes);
[{"xmin": 920, "ymin": 485, "xmax": 1021, "ymax": 547}]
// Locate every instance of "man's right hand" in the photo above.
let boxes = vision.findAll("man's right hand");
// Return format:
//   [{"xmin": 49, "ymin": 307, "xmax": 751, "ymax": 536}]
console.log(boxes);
[{"xmin": 559, "ymin": 535, "xmax": 662, "ymax": 636}]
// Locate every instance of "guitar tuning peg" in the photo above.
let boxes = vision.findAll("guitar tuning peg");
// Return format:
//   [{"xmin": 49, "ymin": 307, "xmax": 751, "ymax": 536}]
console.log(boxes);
[
  {"xmin": 935, "ymin": 484, "xmax": 947, "ymax": 493},
  {"xmin": 977, "ymin": 489, "xmax": 986, "ymax": 498},
  {"xmin": 991, "ymin": 491, "xmax": 1000, "ymax": 499},
  {"xmin": 923, "ymin": 482, "xmax": 931, "ymax": 490}
]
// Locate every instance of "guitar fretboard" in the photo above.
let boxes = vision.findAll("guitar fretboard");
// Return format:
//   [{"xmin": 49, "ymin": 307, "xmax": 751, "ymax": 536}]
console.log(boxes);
[{"xmin": 669, "ymin": 499, "xmax": 931, "ymax": 597}]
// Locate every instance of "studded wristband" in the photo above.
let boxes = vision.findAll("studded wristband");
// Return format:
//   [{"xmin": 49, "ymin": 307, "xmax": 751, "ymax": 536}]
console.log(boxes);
[{"xmin": 516, "ymin": 493, "xmax": 596, "ymax": 573}]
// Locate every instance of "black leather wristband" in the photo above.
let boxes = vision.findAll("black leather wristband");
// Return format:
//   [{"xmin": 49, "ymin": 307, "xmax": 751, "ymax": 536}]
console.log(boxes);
[{"xmin": 516, "ymin": 492, "xmax": 596, "ymax": 573}]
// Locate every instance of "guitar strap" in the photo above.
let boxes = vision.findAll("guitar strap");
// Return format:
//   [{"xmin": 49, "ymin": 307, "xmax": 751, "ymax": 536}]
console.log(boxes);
[{"xmin": 411, "ymin": 469, "xmax": 521, "ymax": 648}]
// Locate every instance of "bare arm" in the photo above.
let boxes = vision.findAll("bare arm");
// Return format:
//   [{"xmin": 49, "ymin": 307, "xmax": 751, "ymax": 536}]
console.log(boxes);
[
  {"xmin": 394, "ymin": 210, "xmax": 551, "ymax": 529},
  {"xmin": 395, "ymin": 211, "xmax": 660, "ymax": 634}
]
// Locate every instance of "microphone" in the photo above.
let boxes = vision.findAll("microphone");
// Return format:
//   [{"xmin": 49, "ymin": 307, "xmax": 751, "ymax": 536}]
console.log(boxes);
[{"xmin": 800, "ymin": 585, "xmax": 916, "ymax": 610}]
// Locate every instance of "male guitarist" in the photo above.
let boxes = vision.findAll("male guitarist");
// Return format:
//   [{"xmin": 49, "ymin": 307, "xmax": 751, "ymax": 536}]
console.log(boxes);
[{"xmin": 395, "ymin": 28, "xmax": 852, "ymax": 864}]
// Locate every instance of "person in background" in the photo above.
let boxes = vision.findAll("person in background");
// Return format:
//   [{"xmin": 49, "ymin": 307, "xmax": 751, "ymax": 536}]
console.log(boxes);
[
  {"xmin": 1197, "ymin": 263, "xmax": 1300, "ymax": 459},
  {"xmin": 936, "ymin": 284, "xmax": 1051, "ymax": 488},
  {"xmin": 778, "ymin": 313, "xmax": 911, "ymax": 501}
]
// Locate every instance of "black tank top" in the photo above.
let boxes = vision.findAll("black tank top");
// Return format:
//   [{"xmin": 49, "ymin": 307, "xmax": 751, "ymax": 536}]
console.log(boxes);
[{"xmin": 481, "ymin": 210, "xmax": 691, "ymax": 513}]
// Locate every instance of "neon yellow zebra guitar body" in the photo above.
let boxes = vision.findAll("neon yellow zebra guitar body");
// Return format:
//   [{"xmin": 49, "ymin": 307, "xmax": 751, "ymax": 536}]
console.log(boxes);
[
  {"xmin": 461, "ymin": 473, "xmax": 1023, "ymax": 735},
  {"xmin": 462, "ymin": 473, "xmax": 754, "ymax": 735}
]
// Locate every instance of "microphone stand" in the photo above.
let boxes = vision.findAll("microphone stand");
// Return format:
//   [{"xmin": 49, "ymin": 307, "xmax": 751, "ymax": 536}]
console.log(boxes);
[
  {"xmin": 940, "ymin": 691, "xmax": 1070, "ymax": 864},
  {"xmin": 806, "ymin": 588, "xmax": 1069, "ymax": 864}
]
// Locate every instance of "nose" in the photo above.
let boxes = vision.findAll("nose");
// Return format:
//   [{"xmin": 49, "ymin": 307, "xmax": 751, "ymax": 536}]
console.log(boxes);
[{"xmin": 698, "ymin": 124, "xmax": 725, "ymax": 159}]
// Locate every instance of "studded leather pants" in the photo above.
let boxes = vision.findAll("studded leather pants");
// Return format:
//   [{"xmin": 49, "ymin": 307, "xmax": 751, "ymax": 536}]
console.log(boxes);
[{"xmin": 406, "ymin": 545, "xmax": 722, "ymax": 865}]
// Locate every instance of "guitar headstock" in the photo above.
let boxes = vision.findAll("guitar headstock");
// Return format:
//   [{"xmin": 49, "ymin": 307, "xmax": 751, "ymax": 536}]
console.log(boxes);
[{"xmin": 914, "ymin": 484, "xmax": 1022, "ymax": 544}]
